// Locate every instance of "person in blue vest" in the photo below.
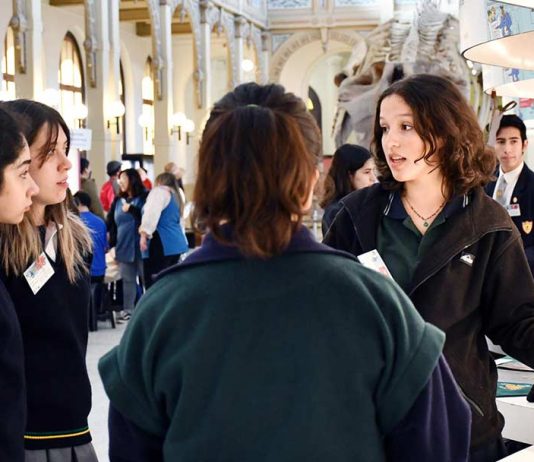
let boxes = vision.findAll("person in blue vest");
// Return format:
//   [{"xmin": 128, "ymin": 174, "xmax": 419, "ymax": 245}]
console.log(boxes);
[
  {"xmin": 0, "ymin": 105, "xmax": 39, "ymax": 462},
  {"xmin": 486, "ymin": 114, "xmax": 534, "ymax": 274},
  {"xmin": 107, "ymin": 168, "xmax": 147, "ymax": 320},
  {"xmin": 99, "ymin": 82, "xmax": 470, "ymax": 462},
  {"xmin": 74, "ymin": 190, "xmax": 108, "ymax": 331},
  {"xmin": 139, "ymin": 172, "xmax": 188, "ymax": 288}
]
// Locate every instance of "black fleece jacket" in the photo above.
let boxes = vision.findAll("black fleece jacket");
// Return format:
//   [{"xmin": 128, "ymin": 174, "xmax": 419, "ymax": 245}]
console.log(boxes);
[{"xmin": 324, "ymin": 184, "xmax": 534, "ymax": 449}]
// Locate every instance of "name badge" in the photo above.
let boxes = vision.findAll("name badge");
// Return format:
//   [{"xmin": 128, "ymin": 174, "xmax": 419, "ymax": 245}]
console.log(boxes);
[
  {"xmin": 24, "ymin": 253, "xmax": 55, "ymax": 295},
  {"xmin": 357, "ymin": 249, "xmax": 393, "ymax": 279},
  {"xmin": 506, "ymin": 204, "xmax": 521, "ymax": 217}
]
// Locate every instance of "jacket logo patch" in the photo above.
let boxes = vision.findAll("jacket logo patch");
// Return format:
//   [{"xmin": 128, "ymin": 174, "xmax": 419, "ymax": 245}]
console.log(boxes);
[
  {"xmin": 460, "ymin": 253, "xmax": 475, "ymax": 267},
  {"xmin": 523, "ymin": 221, "xmax": 533, "ymax": 235}
]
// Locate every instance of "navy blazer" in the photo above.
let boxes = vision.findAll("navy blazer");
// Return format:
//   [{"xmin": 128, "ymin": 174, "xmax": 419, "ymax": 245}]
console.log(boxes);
[{"xmin": 486, "ymin": 163, "xmax": 534, "ymax": 273}]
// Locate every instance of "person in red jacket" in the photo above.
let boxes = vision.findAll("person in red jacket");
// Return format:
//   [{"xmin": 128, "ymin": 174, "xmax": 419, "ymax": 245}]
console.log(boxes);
[{"xmin": 100, "ymin": 160, "xmax": 122, "ymax": 213}]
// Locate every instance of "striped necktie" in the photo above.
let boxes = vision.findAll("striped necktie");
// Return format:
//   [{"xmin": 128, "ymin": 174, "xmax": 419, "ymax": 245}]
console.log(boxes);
[{"xmin": 495, "ymin": 175, "xmax": 508, "ymax": 206}]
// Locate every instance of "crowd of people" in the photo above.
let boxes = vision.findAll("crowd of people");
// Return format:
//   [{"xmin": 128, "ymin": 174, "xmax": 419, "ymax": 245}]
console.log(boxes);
[{"xmin": 1, "ymin": 74, "xmax": 534, "ymax": 462}]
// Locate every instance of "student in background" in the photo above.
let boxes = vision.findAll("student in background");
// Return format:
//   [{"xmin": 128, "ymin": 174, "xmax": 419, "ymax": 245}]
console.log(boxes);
[
  {"xmin": 320, "ymin": 144, "xmax": 376, "ymax": 235},
  {"xmin": 1, "ymin": 99, "xmax": 97, "ymax": 461},
  {"xmin": 324, "ymin": 74, "xmax": 534, "ymax": 461},
  {"xmin": 0, "ymin": 105, "xmax": 39, "ymax": 462},
  {"xmin": 107, "ymin": 168, "xmax": 147, "ymax": 321},
  {"xmin": 486, "ymin": 115, "xmax": 534, "ymax": 274},
  {"xmin": 137, "ymin": 167, "xmax": 152, "ymax": 190},
  {"xmin": 139, "ymin": 172, "xmax": 188, "ymax": 288},
  {"xmin": 74, "ymin": 190, "xmax": 108, "ymax": 331},
  {"xmin": 99, "ymin": 82, "xmax": 470, "ymax": 462},
  {"xmin": 80, "ymin": 158, "xmax": 105, "ymax": 219},
  {"xmin": 100, "ymin": 160, "xmax": 121, "ymax": 213}
]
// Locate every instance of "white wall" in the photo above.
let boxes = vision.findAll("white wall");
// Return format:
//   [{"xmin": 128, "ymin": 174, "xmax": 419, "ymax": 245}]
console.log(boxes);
[{"xmin": 308, "ymin": 52, "xmax": 349, "ymax": 156}]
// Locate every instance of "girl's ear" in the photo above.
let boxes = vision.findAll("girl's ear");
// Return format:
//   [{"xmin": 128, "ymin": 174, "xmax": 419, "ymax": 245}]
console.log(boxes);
[{"xmin": 302, "ymin": 168, "xmax": 320, "ymax": 212}]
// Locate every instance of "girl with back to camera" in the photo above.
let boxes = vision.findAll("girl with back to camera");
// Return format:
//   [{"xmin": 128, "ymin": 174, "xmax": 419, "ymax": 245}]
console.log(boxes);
[
  {"xmin": 0, "ymin": 100, "xmax": 97, "ymax": 462},
  {"xmin": 320, "ymin": 144, "xmax": 375, "ymax": 234},
  {"xmin": 139, "ymin": 172, "xmax": 189, "ymax": 288},
  {"xmin": 0, "ymin": 105, "xmax": 39, "ymax": 462},
  {"xmin": 324, "ymin": 74, "xmax": 534, "ymax": 461},
  {"xmin": 99, "ymin": 82, "xmax": 470, "ymax": 461}
]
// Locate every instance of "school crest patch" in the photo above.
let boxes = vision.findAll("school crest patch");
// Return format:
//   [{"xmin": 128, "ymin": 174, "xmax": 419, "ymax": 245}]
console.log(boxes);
[{"xmin": 523, "ymin": 221, "xmax": 533, "ymax": 234}]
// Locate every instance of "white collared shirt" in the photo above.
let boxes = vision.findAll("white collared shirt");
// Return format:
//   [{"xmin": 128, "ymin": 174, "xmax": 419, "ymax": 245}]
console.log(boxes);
[
  {"xmin": 44, "ymin": 222, "xmax": 64, "ymax": 262},
  {"xmin": 493, "ymin": 162, "xmax": 524, "ymax": 206}
]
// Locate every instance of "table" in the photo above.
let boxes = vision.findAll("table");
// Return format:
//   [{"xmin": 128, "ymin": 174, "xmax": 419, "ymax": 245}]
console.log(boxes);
[{"xmin": 497, "ymin": 367, "xmax": 534, "ymax": 445}]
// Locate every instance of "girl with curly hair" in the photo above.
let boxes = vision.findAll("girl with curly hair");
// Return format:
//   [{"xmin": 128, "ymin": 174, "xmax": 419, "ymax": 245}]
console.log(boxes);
[{"xmin": 324, "ymin": 73, "xmax": 534, "ymax": 461}]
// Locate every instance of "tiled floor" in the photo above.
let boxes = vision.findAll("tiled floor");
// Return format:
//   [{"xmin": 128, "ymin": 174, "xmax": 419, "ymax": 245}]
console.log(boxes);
[{"xmin": 86, "ymin": 319, "xmax": 127, "ymax": 462}]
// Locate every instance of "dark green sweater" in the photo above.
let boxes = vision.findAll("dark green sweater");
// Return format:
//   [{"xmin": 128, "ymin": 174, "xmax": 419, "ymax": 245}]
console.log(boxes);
[{"xmin": 100, "ymin": 243, "xmax": 443, "ymax": 461}]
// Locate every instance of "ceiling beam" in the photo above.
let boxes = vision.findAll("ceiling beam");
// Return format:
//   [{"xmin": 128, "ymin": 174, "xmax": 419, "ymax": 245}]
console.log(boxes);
[
  {"xmin": 120, "ymin": 8, "xmax": 150, "ymax": 21},
  {"xmin": 49, "ymin": 0, "xmax": 83, "ymax": 5},
  {"xmin": 135, "ymin": 21, "xmax": 192, "ymax": 37}
]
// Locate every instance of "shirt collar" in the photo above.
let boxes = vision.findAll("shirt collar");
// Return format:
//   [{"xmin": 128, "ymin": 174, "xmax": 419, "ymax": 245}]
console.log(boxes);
[
  {"xmin": 383, "ymin": 190, "xmax": 470, "ymax": 221},
  {"xmin": 499, "ymin": 161, "xmax": 524, "ymax": 183},
  {"xmin": 44, "ymin": 222, "xmax": 63, "ymax": 262},
  {"xmin": 157, "ymin": 225, "xmax": 357, "ymax": 279}
]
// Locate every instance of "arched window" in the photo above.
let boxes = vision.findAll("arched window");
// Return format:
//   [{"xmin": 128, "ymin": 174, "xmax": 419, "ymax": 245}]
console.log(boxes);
[
  {"xmin": 141, "ymin": 57, "xmax": 154, "ymax": 155},
  {"xmin": 58, "ymin": 33, "xmax": 85, "ymax": 128},
  {"xmin": 120, "ymin": 62, "xmax": 126, "ymax": 153},
  {"xmin": 1, "ymin": 27, "xmax": 16, "ymax": 99}
]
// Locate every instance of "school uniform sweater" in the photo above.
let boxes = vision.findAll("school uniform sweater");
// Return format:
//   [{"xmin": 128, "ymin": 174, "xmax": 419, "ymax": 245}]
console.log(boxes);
[
  {"xmin": 2, "ymin": 249, "xmax": 93, "ymax": 449},
  {"xmin": 0, "ymin": 278, "xmax": 26, "ymax": 460},
  {"xmin": 99, "ymin": 227, "xmax": 470, "ymax": 461}
]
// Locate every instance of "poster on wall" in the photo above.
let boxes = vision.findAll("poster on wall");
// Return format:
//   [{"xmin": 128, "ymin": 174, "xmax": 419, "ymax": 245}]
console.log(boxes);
[{"xmin": 484, "ymin": 1, "xmax": 534, "ymax": 93}]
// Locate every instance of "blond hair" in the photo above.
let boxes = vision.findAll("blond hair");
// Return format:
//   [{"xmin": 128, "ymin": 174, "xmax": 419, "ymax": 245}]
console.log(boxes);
[
  {"xmin": 0, "ymin": 200, "xmax": 92, "ymax": 284},
  {"xmin": 0, "ymin": 99, "xmax": 92, "ymax": 282}
]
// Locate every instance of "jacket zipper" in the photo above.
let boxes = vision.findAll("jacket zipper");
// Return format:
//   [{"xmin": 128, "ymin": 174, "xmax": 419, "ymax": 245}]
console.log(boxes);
[
  {"xmin": 408, "ymin": 227, "xmax": 510, "ymax": 297},
  {"xmin": 458, "ymin": 385, "xmax": 485, "ymax": 417},
  {"xmin": 406, "ymin": 228, "xmax": 511, "ymax": 419}
]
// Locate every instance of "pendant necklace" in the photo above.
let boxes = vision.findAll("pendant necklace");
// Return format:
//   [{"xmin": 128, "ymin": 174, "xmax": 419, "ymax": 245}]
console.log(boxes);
[{"xmin": 403, "ymin": 195, "xmax": 445, "ymax": 228}]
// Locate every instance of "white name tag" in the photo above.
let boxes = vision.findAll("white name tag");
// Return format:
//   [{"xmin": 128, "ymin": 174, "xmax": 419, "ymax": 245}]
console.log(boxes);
[
  {"xmin": 506, "ymin": 204, "xmax": 521, "ymax": 217},
  {"xmin": 24, "ymin": 253, "xmax": 55, "ymax": 295},
  {"xmin": 357, "ymin": 249, "xmax": 393, "ymax": 279}
]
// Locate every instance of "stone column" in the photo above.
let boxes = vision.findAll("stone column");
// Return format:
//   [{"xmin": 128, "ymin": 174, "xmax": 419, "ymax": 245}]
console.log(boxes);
[
  {"xmin": 152, "ymin": 1, "xmax": 177, "ymax": 175},
  {"xmin": 199, "ymin": 0, "xmax": 212, "ymax": 110},
  {"xmin": 233, "ymin": 15, "xmax": 246, "ymax": 87},
  {"xmin": 85, "ymin": 0, "xmax": 118, "ymax": 188},
  {"xmin": 261, "ymin": 31, "xmax": 270, "ymax": 84},
  {"xmin": 12, "ymin": 0, "xmax": 43, "ymax": 99}
]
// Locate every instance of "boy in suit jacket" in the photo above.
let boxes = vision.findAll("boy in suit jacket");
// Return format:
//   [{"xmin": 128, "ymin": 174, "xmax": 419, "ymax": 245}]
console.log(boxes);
[{"xmin": 486, "ymin": 115, "xmax": 534, "ymax": 273}]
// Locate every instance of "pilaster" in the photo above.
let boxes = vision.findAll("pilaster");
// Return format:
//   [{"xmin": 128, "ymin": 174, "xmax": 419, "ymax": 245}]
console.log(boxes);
[
  {"xmin": 153, "ymin": 1, "xmax": 177, "ymax": 175},
  {"xmin": 12, "ymin": 0, "xmax": 43, "ymax": 99}
]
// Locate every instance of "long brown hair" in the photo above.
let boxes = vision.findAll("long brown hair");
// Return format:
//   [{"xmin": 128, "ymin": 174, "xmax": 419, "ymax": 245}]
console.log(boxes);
[
  {"xmin": 372, "ymin": 74, "xmax": 495, "ymax": 197},
  {"xmin": 156, "ymin": 172, "xmax": 185, "ymax": 216},
  {"xmin": 320, "ymin": 144, "xmax": 371, "ymax": 208},
  {"xmin": 193, "ymin": 83, "xmax": 322, "ymax": 258},
  {"xmin": 0, "ymin": 100, "xmax": 91, "ymax": 282}
]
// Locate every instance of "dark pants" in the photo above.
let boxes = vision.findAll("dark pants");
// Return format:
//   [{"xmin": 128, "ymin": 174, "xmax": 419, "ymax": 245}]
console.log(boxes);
[
  {"xmin": 144, "ymin": 254, "xmax": 180, "ymax": 289},
  {"xmin": 143, "ymin": 231, "xmax": 181, "ymax": 289},
  {"xmin": 89, "ymin": 275, "xmax": 105, "ymax": 332}
]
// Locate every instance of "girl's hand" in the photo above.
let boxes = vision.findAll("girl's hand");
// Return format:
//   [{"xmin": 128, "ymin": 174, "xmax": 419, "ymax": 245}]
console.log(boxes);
[
  {"xmin": 140, "ymin": 234, "xmax": 148, "ymax": 252},
  {"xmin": 122, "ymin": 202, "xmax": 131, "ymax": 213}
]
